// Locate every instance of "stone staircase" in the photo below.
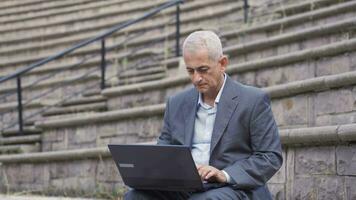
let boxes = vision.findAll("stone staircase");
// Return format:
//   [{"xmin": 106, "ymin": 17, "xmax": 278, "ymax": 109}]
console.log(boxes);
[
  {"xmin": 1, "ymin": 0, "xmax": 356, "ymax": 199},
  {"xmin": 0, "ymin": 0, "xmax": 242, "ymax": 156}
]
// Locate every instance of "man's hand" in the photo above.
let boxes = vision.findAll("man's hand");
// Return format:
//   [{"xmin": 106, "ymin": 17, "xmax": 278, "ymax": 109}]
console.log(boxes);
[{"xmin": 196, "ymin": 165, "xmax": 227, "ymax": 183}]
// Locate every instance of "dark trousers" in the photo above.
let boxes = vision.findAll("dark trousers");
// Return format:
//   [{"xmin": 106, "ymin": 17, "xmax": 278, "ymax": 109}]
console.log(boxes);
[{"xmin": 124, "ymin": 186, "xmax": 247, "ymax": 200}]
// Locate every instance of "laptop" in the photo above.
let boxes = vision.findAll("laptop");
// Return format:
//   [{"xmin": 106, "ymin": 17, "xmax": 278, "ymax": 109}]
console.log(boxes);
[{"xmin": 108, "ymin": 144, "xmax": 227, "ymax": 192}]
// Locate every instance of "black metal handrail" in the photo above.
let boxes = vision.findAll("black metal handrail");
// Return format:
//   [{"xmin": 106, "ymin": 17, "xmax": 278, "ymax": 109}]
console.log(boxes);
[
  {"xmin": 0, "ymin": 0, "xmax": 183, "ymax": 134},
  {"xmin": 244, "ymin": 0, "xmax": 249, "ymax": 23}
]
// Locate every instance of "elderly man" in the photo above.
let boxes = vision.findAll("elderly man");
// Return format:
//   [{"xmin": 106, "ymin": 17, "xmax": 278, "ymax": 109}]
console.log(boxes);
[{"xmin": 124, "ymin": 31, "xmax": 283, "ymax": 199}]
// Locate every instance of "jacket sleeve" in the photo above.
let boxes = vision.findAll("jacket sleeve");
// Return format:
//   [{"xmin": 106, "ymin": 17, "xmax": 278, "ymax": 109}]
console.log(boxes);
[
  {"xmin": 157, "ymin": 98, "xmax": 172, "ymax": 145},
  {"xmin": 224, "ymin": 93, "xmax": 283, "ymax": 189}
]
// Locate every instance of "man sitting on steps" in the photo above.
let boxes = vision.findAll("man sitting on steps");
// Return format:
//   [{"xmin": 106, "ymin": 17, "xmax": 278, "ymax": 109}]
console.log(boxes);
[{"xmin": 124, "ymin": 30, "xmax": 283, "ymax": 200}]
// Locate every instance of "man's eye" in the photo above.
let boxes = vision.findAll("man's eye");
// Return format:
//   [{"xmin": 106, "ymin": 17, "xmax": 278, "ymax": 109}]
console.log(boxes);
[
  {"xmin": 197, "ymin": 68, "xmax": 208, "ymax": 73},
  {"xmin": 187, "ymin": 70, "xmax": 194, "ymax": 74}
]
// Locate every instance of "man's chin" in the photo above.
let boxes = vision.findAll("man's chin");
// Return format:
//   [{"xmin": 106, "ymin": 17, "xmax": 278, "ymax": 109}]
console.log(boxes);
[{"xmin": 196, "ymin": 87, "xmax": 207, "ymax": 94}]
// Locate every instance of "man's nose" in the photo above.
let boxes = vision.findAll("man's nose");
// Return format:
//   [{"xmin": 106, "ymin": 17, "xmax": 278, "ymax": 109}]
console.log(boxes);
[{"xmin": 192, "ymin": 72, "xmax": 202, "ymax": 84}]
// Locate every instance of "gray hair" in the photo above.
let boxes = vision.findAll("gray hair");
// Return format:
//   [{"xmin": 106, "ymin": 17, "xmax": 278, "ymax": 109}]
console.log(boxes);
[{"xmin": 182, "ymin": 31, "xmax": 223, "ymax": 62}]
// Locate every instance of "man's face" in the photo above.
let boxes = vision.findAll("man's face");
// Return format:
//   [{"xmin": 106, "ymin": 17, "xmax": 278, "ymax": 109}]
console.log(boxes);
[{"xmin": 184, "ymin": 49, "xmax": 227, "ymax": 96}]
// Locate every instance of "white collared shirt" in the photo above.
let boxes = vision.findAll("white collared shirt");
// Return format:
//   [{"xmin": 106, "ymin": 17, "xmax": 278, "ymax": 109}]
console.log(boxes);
[{"xmin": 191, "ymin": 74, "xmax": 233, "ymax": 183}]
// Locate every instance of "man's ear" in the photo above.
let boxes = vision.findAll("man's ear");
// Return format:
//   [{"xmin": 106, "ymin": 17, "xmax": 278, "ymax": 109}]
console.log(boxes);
[{"xmin": 219, "ymin": 55, "xmax": 228, "ymax": 71}]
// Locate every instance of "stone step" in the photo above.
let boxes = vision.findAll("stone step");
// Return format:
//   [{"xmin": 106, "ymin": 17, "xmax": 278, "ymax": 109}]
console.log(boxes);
[
  {"xmin": 102, "ymin": 37, "xmax": 356, "ymax": 109},
  {"xmin": 0, "ymin": 135, "xmax": 41, "ymax": 145},
  {"xmin": 0, "ymin": 40, "xmax": 161, "ymax": 70},
  {"xmin": 42, "ymin": 102, "xmax": 107, "ymax": 116},
  {"xmin": 221, "ymin": 0, "xmax": 356, "ymax": 44},
  {"xmin": 0, "ymin": 23, "xmax": 199, "ymax": 65},
  {"xmin": 224, "ymin": 16, "xmax": 356, "ymax": 63},
  {"xmin": 0, "ymin": 73, "xmax": 101, "ymax": 103},
  {"xmin": 60, "ymin": 95, "xmax": 107, "ymax": 107},
  {"xmin": 37, "ymin": 70, "xmax": 356, "ymax": 129},
  {"xmin": 0, "ymin": 143, "xmax": 40, "ymax": 154},
  {"xmin": 1, "ymin": 126, "xmax": 42, "ymax": 137},
  {"xmin": 119, "ymin": 66, "xmax": 166, "ymax": 79},
  {"xmin": 0, "ymin": 0, "xmax": 166, "ymax": 34},
  {"xmin": 0, "ymin": 124, "xmax": 355, "ymax": 198},
  {"xmin": 0, "ymin": 0, "xmax": 239, "ymax": 40},
  {"xmin": 0, "ymin": 0, "xmax": 62, "ymax": 10},
  {"xmin": 0, "ymin": 50, "xmax": 162, "ymax": 93},
  {"xmin": 117, "ymin": 72, "xmax": 166, "ymax": 86},
  {"xmin": 271, "ymin": 0, "xmax": 348, "ymax": 17},
  {"xmin": 0, "ymin": 0, "xmax": 136, "ymax": 24},
  {"xmin": 0, "ymin": 0, "xmax": 241, "ymax": 62},
  {"xmin": 0, "ymin": 194, "xmax": 104, "ymax": 200},
  {"xmin": 244, "ymin": 0, "xmax": 349, "ymax": 26},
  {"xmin": 28, "ymin": 71, "xmax": 356, "ymax": 153},
  {"xmin": 0, "ymin": 0, "xmax": 99, "ymax": 20}
]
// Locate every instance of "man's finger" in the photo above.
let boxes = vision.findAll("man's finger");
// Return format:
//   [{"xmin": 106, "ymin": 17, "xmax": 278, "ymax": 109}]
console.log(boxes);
[{"xmin": 205, "ymin": 170, "xmax": 216, "ymax": 180}]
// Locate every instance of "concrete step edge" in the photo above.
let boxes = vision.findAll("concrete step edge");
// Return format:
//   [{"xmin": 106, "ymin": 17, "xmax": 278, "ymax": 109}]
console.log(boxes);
[
  {"xmin": 119, "ymin": 66, "xmax": 166, "ymax": 78},
  {"xmin": 0, "ymin": 135, "xmax": 41, "ymax": 145},
  {"xmin": 60, "ymin": 95, "xmax": 107, "ymax": 107},
  {"xmin": 0, "ymin": 0, "xmax": 134, "ymax": 24},
  {"xmin": 43, "ymin": 102, "xmax": 107, "ymax": 116},
  {"xmin": 0, "ymin": 73, "xmax": 100, "ymax": 94},
  {"xmin": 1, "ymin": 124, "xmax": 356, "ymax": 163},
  {"xmin": 0, "ymin": 1, "xmax": 241, "ymax": 45},
  {"xmin": 0, "ymin": 143, "xmax": 40, "ymax": 154},
  {"xmin": 222, "ymin": 0, "xmax": 356, "ymax": 38},
  {"xmin": 102, "ymin": 37, "xmax": 356, "ymax": 97},
  {"xmin": 224, "ymin": 17, "xmax": 356, "ymax": 55},
  {"xmin": 0, "ymin": 0, "xmax": 236, "ymax": 36},
  {"xmin": 117, "ymin": 72, "xmax": 166, "ymax": 86},
  {"xmin": 38, "ymin": 71, "xmax": 356, "ymax": 128},
  {"xmin": 1, "ymin": 127, "xmax": 42, "ymax": 137}
]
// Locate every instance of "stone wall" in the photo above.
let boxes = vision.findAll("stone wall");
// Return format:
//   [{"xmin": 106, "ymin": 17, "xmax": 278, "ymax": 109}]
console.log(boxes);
[
  {"xmin": 0, "ymin": 156, "xmax": 124, "ymax": 198},
  {"xmin": 1, "ymin": 143, "xmax": 356, "ymax": 199}
]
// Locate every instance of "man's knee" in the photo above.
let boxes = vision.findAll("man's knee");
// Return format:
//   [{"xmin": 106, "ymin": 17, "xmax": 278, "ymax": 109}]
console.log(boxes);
[
  {"xmin": 124, "ymin": 189, "xmax": 153, "ymax": 200},
  {"xmin": 189, "ymin": 187, "xmax": 243, "ymax": 200}
]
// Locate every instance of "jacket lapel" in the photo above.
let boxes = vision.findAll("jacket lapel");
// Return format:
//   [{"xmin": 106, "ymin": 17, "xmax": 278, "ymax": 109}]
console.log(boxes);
[
  {"xmin": 183, "ymin": 89, "xmax": 199, "ymax": 148},
  {"xmin": 210, "ymin": 77, "xmax": 239, "ymax": 154}
]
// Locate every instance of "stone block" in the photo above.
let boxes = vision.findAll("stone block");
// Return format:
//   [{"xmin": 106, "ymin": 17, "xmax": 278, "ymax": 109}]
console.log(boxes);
[
  {"xmin": 232, "ymin": 71, "xmax": 256, "ymax": 86},
  {"xmin": 316, "ymin": 111, "xmax": 356, "ymax": 126},
  {"xmin": 66, "ymin": 160, "xmax": 97, "ymax": 177},
  {"xmin": 293, "ymin": 175, "xmax": 345, "ymax": 200},
  {"xmin": 50, "ymin": 176, "xmax": 95, "ymax": 192},
  {"xmin": 96, "ymin": 159, "xmax": 121, "ymax": 182},
  {"xmin": 350, "ymin": 52, "xmax": 356, "ymax": 70},
  {"xmin": 315, "ymin": 176, "xmax": 345, "ymax": 200},
  {"xmin": 316, "ymin": 54, "xmax": 351, "ymax": 77},
  {"xmin": 345, "ymin": 177, "xmax": 356, "ymax": 200},
  {"xmin": 268, "ymin": 149, "xmax": 286, "ymax": 184},
  {"xmin": 268, "ymin": 183, "xmax": 285, "ymax": 200},
  {"xmin": 353, "ymin": 86, "xmax": 356, "ymax": 110},
  {"xmin": 245, "ymin": 51, "xmax": 262, "ymax": 63},
  {"xmin": 336, "ymin": 144, "xmax": 356, "ymax": 175},
  {"xmin": 256, "ymin": 61, "xmax": 313, "ymax": 87},
  {"xmin": 315, "ymin": 89, "xmax": 354, "ymax": 116},
  {"xmin": 42, "ymin": 129, "xmax": 64, "ymax": 142},
  {"xmin": 276, "ymin": 44, "xmax": 290, "ymax": 55},
  {"xmin": 301, "ymin": 37, "xmax": 328, "ymax": 50},
  {"xmin": 98, "ymin": 123, "xmax": 117, "ymax": 138},
  {"xmin": 271, "ymin": 95, "xmax": 308, "ymax": 127},
  {"xmin": 51, "ymin": 140, "xmax": 68, "ymax": 151},
  {"xmin": 261, "ymin": 48, "xmax": 276, "ymax": 58},
  {"xmin": 49, "ymin": 163, "xmax": 69, "ymax": 179},
  {"xmin": 69, "ymin": 126, "xmax": 97, "ymax": 145},
  {"xmin": 295, "ymin": 146, "xmax": 335, "ymax": 175},
  {"xmin": 292, "ymin": 176, "xmax": 317, "ymax": 200}
]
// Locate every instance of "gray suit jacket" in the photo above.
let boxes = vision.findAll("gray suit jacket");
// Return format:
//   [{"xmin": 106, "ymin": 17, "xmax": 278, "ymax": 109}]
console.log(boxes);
[{"xmin": 158, "ymin": 76, "xmax": 283, "ymax": 199}]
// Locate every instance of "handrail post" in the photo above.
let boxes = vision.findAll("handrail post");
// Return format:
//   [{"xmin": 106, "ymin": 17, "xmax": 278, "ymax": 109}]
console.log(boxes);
[
  {"xmin": 16, "ymin": 76, "xmax": 24, "ymax": 135},
  {"xmin": 243, "ymin": 0, "xmax": 249, "ymax": 23},
  {"xmin": 175, "ymin": 4, "xmax": 181, "ymax": 57},
  {"xmin": 100, "ymin": 39, "xmax": 106, "ymax": 90}
]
